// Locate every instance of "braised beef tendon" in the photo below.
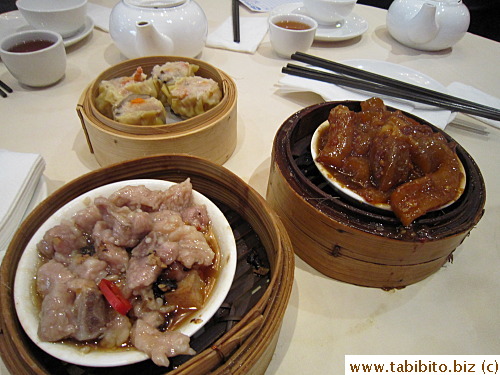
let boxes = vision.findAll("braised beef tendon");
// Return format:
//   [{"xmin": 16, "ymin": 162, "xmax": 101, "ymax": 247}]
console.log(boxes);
[
  {"xmin": 391, "ymin": 134, "xmax": 463, "ymax": 226},
  {"xmin": 33, "ymin": 178, "xmax": 218, "ymax": 367},
  {"xmin": 317, "ymin": 105, "xmax": 355, "ymax": 168},
  {"xmin": 315, "ymin": 98, "xmax": 464, "ymax": 225},
  {"xmin": 369, "ymin": 118, "xmax": 412, "ymax": 193}
]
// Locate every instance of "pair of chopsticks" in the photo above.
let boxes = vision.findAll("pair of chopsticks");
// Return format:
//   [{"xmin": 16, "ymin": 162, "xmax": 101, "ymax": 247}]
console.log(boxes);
[
  {"xmin": 232, "ymin": 0, "xmax": 240, "ymax": 43},
  {"xmin": 0, "ymin": 80, "xmax": 13, "ymax": 98},
  {"xmin": 282, "ymin": 52, "xmax": 500, "ymax": 122}
]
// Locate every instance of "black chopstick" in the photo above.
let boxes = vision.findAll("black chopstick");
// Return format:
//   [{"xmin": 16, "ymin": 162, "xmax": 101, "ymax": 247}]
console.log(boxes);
[
  {"xmin": 232, "ymin": 0, "xmax": 240, "ymax": 43},
  {"xmin": 282, "ymin": 63, "xmax": 500, "ymax": 122},
  {"xmin": 0, "ymin": 80, "xmax": 12, "ymax": 98},
  {"xmin": 289, "ymin": 52, "xmax": 500, "ymax": 121}
]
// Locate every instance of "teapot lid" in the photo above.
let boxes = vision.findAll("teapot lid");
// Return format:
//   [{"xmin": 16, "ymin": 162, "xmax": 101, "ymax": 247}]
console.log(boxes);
[{"xmin": 124, "ymin": 0, "xmax": 187, "ymax": 8}]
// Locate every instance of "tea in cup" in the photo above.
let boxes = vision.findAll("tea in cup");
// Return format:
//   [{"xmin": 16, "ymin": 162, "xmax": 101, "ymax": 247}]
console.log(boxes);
[
  {"xmin": 303, "ymin": 0, "xmax": 357, "ymax": 25},
  {"xmin": 269, "ymin": 13, "xmax": 318, "ymax": 58},
  {"xmin": 16, "ymin": 0, "xmax": 87, "ymax": 38},
  {"xmin": 0, "ymin": 30, "xmax": 66, "ymax": 87}
]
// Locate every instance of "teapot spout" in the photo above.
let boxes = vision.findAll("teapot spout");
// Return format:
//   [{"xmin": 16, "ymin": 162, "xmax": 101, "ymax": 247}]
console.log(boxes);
[
  {"xmin": 135, "ymin": 21, "xmax": 174, "ymax": 57},
  {"xmin": 407, "ymin": 3, "xmax": 439, "ymax": 45}
]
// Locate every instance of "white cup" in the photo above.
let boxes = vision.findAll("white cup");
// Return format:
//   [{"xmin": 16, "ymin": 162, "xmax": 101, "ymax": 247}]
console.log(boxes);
[
  {"xmin": 16, "ymin": 0, "xmax": 87, "ymax": 39},
  {"xmin": 269, "ymin": 13, "xmax": 318, "ymax": 59},
  {"xmin": 303, "ymin": 0, "xmax": 357, "ymax": 25},
  {"xmin": 0, "ymin": 30, "xmax": 66, "ymax": 87}
]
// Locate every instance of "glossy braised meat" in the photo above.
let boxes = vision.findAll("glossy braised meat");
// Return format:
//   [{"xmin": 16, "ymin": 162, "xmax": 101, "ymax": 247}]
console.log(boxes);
[{"xmin": 316, "ymin": 98, "xmax": 463, "ymax": 225}]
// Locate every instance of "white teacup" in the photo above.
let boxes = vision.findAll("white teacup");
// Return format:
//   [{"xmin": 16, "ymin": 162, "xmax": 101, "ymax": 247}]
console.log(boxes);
[
  {"xmin": 269, "ymin": 13, "xmax": 318, "ymax": 59},
  {"xmin": 16, "ymin": 0, "xmax": 87, "ymax": 39},
  {"xmin": 0, "ymin": 30, "xmax": 66, "ymax": 87},
  {"xmin": 303, "ymin": 0, "xmax": 357, "ymax": 25}
]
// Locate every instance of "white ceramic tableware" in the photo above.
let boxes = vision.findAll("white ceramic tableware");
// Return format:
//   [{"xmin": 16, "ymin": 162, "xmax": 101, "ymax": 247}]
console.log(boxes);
[
  {"xmin": 0, "ymin": 30, "xmax": 66, "ymax": 87},
  {"xmin": 303, "ymin": 0, "xmax": 357, "ymax": 25},
  {"xmin": 109, "ymin": 0, "xmax": 208, "ymax": 59},
  {"xmin": 386, "ymin": 0, "xmax": 470, "ymax": 51},
  {"xmin": 269, "ymin": 13, "xmax": 317, "ymax": 58},
  {"xmin": 270, "ymin": 2, "xmax": 368, "ymax": 41},
  {"xmin": 14, "ymin": 179, "xmax": 237, "ymax": 367},
  {"xmin": 16, "ymin": 0, "xmax": 87, "ymax": 38}
]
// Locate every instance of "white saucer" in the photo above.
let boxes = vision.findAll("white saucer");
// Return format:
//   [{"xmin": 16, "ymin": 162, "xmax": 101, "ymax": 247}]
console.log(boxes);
[
  {"xmin": 0, "ymin": 11, "xmax": 94, "ymax": 47},
  {"xmin": 270, "ymin": 2, "xmax": 368, "ymax": 41}
]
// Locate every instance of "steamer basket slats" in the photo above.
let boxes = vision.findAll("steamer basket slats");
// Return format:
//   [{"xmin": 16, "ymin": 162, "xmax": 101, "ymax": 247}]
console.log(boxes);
[
  {"xmin": 267, "ymin": 101, "xmax": 485, "ymax": 289},
  {"xmin": 0, "ymin": 155, "xmax": 294, "ymax": 375}
]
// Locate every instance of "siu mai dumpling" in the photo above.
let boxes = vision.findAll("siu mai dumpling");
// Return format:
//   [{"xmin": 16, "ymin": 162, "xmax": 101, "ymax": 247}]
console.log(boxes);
[
  {"xmin": 152, "ymin": 61, "xmax": 200, "ymax": 105},
  {"xmin": 164, "ymin": 76, "xmax": 222, "ymax": 118},
  {"xmin": 112, "ymin": 94, "xmax": 167, "ymax": 125},
  {"xmin": 95, "ymin": 67, "xmax": 159, "ymax": 118},
  {"xmin": 152, "ymin": 61, "xmax": 199, "ymax": 85}
]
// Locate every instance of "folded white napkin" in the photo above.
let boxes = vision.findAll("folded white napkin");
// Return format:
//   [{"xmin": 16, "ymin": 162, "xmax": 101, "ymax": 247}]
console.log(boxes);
[
  {"xmin": 0, "ymin": 149, "xmax": 45, "ymax": 260},
  {"xmin": 277, "ymin": 74, "xmax": 454, "ymax": 129},
  {"xmin": 87, "ymin": 3, "xmax": 111, "ymax": 32},
  {"xmin": 206, "ymin": 16, "xmax": 268, "ymax": 54},
  {"xmin": 447, "ymin": 82, "xmax": 500, "ymax": 130}
]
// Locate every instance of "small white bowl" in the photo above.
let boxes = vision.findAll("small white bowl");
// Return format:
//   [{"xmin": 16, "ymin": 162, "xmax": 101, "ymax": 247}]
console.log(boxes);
[
  {"xmin": 268, "ymin": 13, "xmax": 318, "ymax": 58},
  {"xmin": 14, "ymin": 179, "xmax": 237, "ymax": 367},
  {"xmin": 0, "ymin": 29, "xmax": 66, "ymax": 87},
  {"xmin": 311, "ymin": 120, "xmax": 466, "ymax": 212},
  {"xmin": 16, "ymin": 0, "xmax": 87, "ymax": 38}
]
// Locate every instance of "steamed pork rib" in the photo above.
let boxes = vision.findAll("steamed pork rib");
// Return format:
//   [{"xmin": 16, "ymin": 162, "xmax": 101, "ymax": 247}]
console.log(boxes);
[
  {"xmin": 315, "ymin": 98, "xmax": 464, "ymax": 225},
  {"xmin": 34, "ymin": 178, "xmax": 217, "ymax": 366},
  {"xmin": 131, "ymin": 319, "xmax": 196, "ymax": 367}
]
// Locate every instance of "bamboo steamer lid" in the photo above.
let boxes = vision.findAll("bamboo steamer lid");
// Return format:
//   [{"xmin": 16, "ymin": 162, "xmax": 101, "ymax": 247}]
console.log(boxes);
[
  {"xmin": 76, "ymin": 57, "xmax": 237, "ymax": 167},
  {"xmin": 0, "ymin": 154, "xmax": 294, "ymax": 374},
  {"xmin": 267, "ymin": 101, "xmax": 486, "ymax": 289}
]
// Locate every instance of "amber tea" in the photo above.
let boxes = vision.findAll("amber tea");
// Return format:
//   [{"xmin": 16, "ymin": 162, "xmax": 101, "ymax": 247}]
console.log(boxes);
[{"xmin": 274, "ymin": 20, "xmax": 311, "ymax": 30}]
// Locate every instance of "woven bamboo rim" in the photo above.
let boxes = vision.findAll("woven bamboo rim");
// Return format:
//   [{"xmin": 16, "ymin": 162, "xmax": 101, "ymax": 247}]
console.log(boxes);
[
  {"xmin": 87, "ymin": 56, "xmax": 232, "ymax": 135},
  {"xmin": 0, "ymin": 155, "xmax": 294, "ymax": 374},
  {"xmin": 267, "ymin": 101, "xmax": 485, "ymax": 288}
]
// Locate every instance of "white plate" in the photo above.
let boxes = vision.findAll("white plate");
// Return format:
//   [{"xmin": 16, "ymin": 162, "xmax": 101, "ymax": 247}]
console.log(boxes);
[
  {"xmin": 311, "ymin": 120, "xmax": 466, "ymax": 213},
  {"xmin": 341, "ymin": 59, "xmax": 447, "ymax": 95},
  {"xmin": 339, "ymin": 59, "xmax": 454, "ymax": 127},
  {"xmin": 14, "ymin": 179, "xmax": 237, "ymax": 367},
  {"xmin": 0, "ymin": 11, "xmax": 94, "ymax": 47},
  {"xmin": 270, "ymin": 2, "xmax": 368, "ymax": 41}
]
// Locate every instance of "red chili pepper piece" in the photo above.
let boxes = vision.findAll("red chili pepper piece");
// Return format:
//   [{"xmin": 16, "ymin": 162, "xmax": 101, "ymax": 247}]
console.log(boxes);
[{"xmin": 98, "ymin": 279, "xmax": 132, "ymax": 316}]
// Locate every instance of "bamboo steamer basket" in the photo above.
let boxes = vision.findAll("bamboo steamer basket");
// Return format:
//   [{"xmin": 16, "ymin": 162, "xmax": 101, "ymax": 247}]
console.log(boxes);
[
  {"xmin": 0, "ymin": 154, "xmax": 294, "ymax": 375},
  {"xmin": 266, "ymin": 101, "xmax": 486, "ymax": 289},
  {"xmin": 76, "ymin": 56, "xmax": 237, "ymax": 167}
]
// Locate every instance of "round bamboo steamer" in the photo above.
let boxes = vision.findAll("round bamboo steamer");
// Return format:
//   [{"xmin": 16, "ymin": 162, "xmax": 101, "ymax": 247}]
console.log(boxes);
[
  {"xmin": 266, "ymin": 101, "xmax": 486, "ymax": 289},
  {"xmin": 0, "ymin": 154, "xmax": 294, "ymax": 375},
  {"xmin": 76, "ymin": 56, "xmax": 237, "ymax": 167}
]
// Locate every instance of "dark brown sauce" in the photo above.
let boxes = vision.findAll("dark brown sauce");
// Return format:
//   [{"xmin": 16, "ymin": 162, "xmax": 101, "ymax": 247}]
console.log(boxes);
[
  {"xmin": 8, "ymin": 39, "xmax": 54, "ymax": 53},
  {"xmin": 274, "ymin": 20, "xmax": 311, "ymax": 30}
]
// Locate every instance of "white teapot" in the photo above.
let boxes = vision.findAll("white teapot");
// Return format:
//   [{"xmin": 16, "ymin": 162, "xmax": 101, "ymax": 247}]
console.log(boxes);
[
  {"xmin": 109, "ymin": 0, "xmax": 208, "ymax": 59},
  {"xmin": 386, "ymin": 0, "xmax": 470, "ymax": 51}
]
